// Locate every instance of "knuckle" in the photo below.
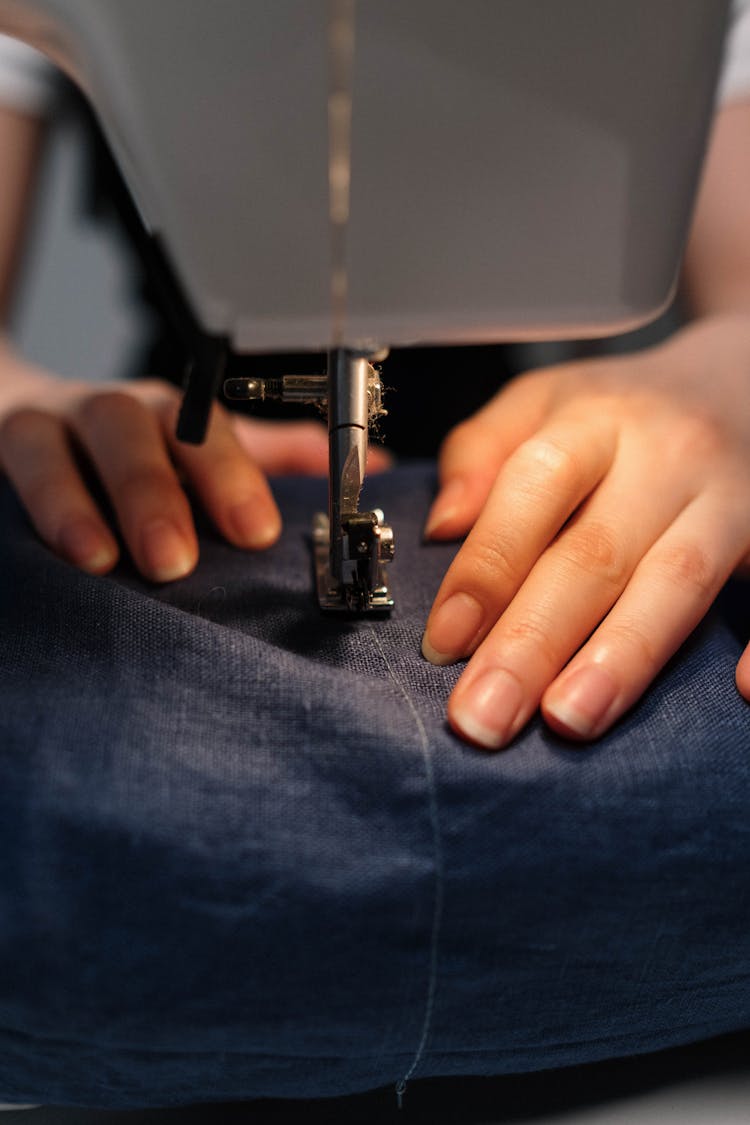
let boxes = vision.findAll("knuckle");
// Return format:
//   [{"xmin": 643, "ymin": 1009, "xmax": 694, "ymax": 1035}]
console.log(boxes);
[
  {"xmin": 503, "ymin": 612, "xmax": 557, "ymax": 664},
  {"xmin": 516, "ymin": 436, "xmax": 582, "ymax": 491},
  {"xmin": 467, "ymin": 533, "xmax": 525, "ymax": 592},
  {"xmin": 157, "ymin": 395, "xmax": 181, "ymax": 430},
  {"xmin": 664, "ymin": 410, "xmax": 724, "ymax": 465},
  {"xmin": 652, "ymin": 541, "xmax": 718, "ymax": 597},
  {"xmin": 134, "ymin": 377, "xmax": 176, "ymax": 399},
  {"xmin": 0, "ymin": 407, "xmax": 48, "ymax": 449},
  {"xmin": 117, "ymin": 465, "xmax": 178, "ymax": 506},
  {"xmin": 75, "ymin": 390, "xmax": 142, "ymax": 429},
  {"xmin": 557, "ymin": 521, "xmax": 630, "ymax": 588},
  {"xmin": 606, "ymin": 619, "xmax": 659, "ymax": 671},
  {"xmin": 127, "ymin": 380, "xmax": 180, "ymax": 423}
]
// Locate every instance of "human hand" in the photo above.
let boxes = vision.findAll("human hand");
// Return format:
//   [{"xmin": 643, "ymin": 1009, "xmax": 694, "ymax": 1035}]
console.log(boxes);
[
  {"xmin": 0, "ymin": 349, "xmax": 390, "ymax": 581},
  {"xmin": 421, "ymin": 314, "xmax": 750, "ymax": 748}
]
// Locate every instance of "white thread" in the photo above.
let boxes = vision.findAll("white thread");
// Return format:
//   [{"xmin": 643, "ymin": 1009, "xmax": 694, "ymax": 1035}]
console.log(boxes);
[{"xmin": 369, "ymin": 629, "xmax": 444, "ymax": 1109}]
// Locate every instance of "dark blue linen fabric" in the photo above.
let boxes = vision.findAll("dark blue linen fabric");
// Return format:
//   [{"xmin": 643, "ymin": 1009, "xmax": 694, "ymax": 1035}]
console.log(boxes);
[{"xmin": 1, "ymin": 463, "xmax": 749, "ymax": 1110}]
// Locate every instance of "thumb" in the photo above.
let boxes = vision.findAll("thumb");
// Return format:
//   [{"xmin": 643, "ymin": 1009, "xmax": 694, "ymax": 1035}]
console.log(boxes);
[{"xmin": 424, "ymin": 373, "xmax": 552, "ymax": 540}]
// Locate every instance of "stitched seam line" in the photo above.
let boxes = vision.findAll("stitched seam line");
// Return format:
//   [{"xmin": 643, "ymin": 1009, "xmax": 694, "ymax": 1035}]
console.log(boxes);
[{"xmin": 369, "ymin": 629, "xmax": 444, "ymax": 1102}]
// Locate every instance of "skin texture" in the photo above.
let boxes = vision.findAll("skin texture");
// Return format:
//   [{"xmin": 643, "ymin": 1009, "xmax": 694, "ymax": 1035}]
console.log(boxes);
[
  {"xmin": 422, "ymin": 315, "xmax": 750, "ymax": 746},
  {"xmin": 1, "ymin": 97, "xmax": 750, "ymax": 749},
  {"xmin": 422, "ymin": 99, "xmax": 750, "ymax": 748},
  {"xmin": 0, "ymin": 355, "xmax": 392, "ymax": 581}
]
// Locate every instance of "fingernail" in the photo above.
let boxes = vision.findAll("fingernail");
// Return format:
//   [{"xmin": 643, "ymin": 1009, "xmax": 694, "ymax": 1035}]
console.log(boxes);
[
  {"xmin": 141, "ymin": 517, "xmax": 195, "ymax": 582},
  {"xmin": 58, "ymin": 517, "xmax": 117, "ymax": 573},
  {"xmin": 228, "ymin": 499, "xmax": 281, "ymax": 549},
  {"xmin": 424, "ymin": 478, "xmax": 467, "ymax": 538},
  {"xmin": 450, "ymin": 668, "xmax": 524, "ymax": 750},
  {"xmin": 422, "ymin": 592, "xmax": 484, "ymax": 665},
  {"xmin": 544, "ymin": 665, "xmax": 619, "ymax": 739}
]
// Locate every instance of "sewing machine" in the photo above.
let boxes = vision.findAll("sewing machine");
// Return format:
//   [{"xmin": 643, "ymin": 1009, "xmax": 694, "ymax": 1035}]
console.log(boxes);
[{"xmin": 0, "ymin": 0, "xmax": 730, "ymax": 611}]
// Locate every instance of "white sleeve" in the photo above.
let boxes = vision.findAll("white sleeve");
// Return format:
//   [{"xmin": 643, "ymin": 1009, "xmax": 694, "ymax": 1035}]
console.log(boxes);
[
  {"xmin": 718, "ymin": 0, "xmax": 750, "ymax": 104},
  {"xmin": 0, "ymin": 34, "xmax": 55, "ymax": 116}
]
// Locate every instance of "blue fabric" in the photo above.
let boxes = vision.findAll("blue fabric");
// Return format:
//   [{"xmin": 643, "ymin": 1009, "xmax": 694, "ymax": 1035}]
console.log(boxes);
[{"xmin": 1, "ymin": 462, "xmax": 749, "ymax": 1110}]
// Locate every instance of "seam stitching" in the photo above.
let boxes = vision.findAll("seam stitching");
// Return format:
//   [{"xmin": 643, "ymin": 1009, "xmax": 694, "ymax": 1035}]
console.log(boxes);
[{"xmin": 369, "ymin": 628, "xmax": 444, "ymax": 1106}]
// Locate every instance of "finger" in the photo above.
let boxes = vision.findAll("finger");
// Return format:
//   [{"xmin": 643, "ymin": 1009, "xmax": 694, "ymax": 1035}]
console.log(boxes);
[
  {"xmin": 422, "ymin": 408, "xmax": 617, "ymax": 666},
  {"xmin": 0, "ymin": 408, "xmax": 119, "ymax": 573},
  {"xmin": 73, "ymin": 391, "xmax": 198, "ymax": 582},
  {"xmin": 230, "ymin": 415, "xmax": 393, "ymax": 476},
  {"xmin": 167, "ymin": 402, "xmax": 282, "ymax": 550},
  {"xmin": 424, "ymin": 373, "xmax": 554, "ymax": 540},
  {"xmin": 366, "ymin": 442, "xmax": 394, "ymax": 473},
  {"xmin": 231, "ymin": 416, "xmax": 329, "ymax": 476},
  {"xmin": 542, "ymin": 495, "xmax": 745, "ymax": 741},
  {"xmin": 443, "ymin": 455, "xmax": 687, "ymax": 749}
]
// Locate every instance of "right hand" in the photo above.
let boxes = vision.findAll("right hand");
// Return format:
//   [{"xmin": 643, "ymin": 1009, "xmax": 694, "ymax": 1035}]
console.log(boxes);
[
  {"xmin": 420, "ymin": 314, "xmax": 750, "ymax": 748},
  {"xmin": 0, "ymin": 348, "xmax": 390, "ymax": 581}
]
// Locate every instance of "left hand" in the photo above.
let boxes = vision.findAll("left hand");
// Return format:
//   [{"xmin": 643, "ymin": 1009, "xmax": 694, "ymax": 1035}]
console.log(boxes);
[
  {"xmin": 0, "ymin": 354, "xmax": 391, "ymax": 583},
  {"xmin": 421, "ymin": 313, "xmax": 750, "ymax": 749}
]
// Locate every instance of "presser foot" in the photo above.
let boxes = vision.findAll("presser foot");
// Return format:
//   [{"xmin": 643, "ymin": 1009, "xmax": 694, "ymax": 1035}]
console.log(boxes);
[{"xmin": 313, "ymin": 511, "xmax": 394, "ymax": 613}]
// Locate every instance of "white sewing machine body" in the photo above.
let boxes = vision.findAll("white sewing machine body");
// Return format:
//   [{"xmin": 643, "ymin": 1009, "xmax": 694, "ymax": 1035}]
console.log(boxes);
[
  {"xmin": 0, "ymin": 0, "xmax": 732, "ymax": 610},
  {"xmin": 0, "ymin": 0, "xmax": 731, "ymax": 354}
]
